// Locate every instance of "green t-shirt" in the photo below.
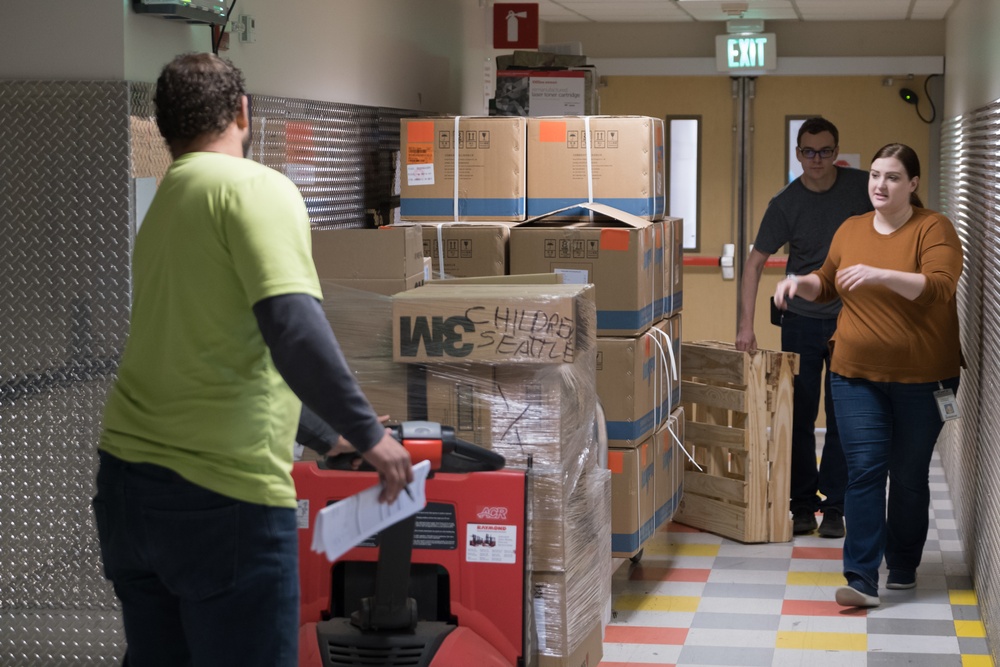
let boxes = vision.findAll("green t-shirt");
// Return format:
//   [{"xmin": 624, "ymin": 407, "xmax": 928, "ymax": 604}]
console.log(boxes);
[{"xmin": 100, "ymin": 152, "xmax": 322, "ymax": 508}]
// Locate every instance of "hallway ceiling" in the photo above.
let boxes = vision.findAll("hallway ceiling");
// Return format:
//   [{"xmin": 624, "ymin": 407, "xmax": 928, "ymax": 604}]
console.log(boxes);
[{"xmin": 536, "ymin": 0, "xmax": 958, "ymax": 22}]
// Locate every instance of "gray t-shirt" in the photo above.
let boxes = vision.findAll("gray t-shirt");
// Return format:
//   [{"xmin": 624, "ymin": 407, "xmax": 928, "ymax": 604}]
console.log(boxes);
[{"xmin": 753, "ymin": 166, "xmax": 873, "ymax": 318}]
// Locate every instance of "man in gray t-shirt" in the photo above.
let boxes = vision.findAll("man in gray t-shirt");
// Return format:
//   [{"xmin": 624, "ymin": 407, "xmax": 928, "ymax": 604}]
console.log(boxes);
[{"xmin": 736, "ymin": 117, "xmax": 873, "ymax": 538}]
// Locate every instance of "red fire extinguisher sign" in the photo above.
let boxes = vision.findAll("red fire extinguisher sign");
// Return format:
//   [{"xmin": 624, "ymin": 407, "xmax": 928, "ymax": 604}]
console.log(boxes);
[{"xmin": 493, "ymin": 3, "xmax": 539, "ymax": 49}]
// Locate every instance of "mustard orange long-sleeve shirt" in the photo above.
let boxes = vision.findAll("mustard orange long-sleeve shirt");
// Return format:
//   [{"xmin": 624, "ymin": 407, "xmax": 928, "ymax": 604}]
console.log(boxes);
[{"xmin": 814, "ymin": 208, "xmax": 963, "ymax": 383}]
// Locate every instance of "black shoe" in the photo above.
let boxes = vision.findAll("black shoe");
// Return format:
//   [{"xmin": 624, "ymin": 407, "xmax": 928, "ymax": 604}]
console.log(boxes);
[
  {"xmin": 818, "ymin": 510, "xmax": 845, "ymax": 538},
  {"xmin": 792, "ymin": 510, "xmax": 817, "ymax": 535},
  {"xmin": 886, "ymin": 569, "xmax": 917, "ymax": 590}
]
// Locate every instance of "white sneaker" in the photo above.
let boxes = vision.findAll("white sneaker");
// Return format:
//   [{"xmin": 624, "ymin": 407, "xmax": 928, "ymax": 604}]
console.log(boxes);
[{"xmin": 835, "ymin": 585, "xmax": 880, "ymax": 608}]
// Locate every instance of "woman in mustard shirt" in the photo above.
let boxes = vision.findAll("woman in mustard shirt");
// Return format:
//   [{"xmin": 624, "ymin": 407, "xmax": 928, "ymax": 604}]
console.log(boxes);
[{"xmin": 773, "ymin": 143, "xmax": 963, "ymax": 608}]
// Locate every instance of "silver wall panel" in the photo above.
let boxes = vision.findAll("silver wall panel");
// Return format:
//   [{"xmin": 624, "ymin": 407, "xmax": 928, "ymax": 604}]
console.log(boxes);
[
  {"xmin": 0, "ymin": 80, "xmax": 135, "ymax": 665},
  {"xmin": 940, "ymin": 105, "xmax": 1000, "ymax": 662},
  {"xmin": 1, "ymin": 79, "xmax": 423, "ymax": 664}
]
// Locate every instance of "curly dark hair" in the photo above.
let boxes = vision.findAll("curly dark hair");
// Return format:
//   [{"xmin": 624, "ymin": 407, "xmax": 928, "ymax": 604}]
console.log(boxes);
[
  {"xmin": 154, "ymin": 53, "xmax": 246, "ymax": 150},
  {"xmin": 797, "ymin": 117, "xmax": 839, "ymax": 147}
]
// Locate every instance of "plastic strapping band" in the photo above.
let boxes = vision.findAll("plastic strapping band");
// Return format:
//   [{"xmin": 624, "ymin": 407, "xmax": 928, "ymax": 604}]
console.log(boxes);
[
  {"xmin": 453, "ymin": 116, "xmax": 461, "ymax": 222},
  {"xmin": 644, "ymin": 331, "xmax": 668, "ymax": 432},
  {"xmin": 435, "ymin": 223, "xmax": 446, "ymax": 279},
  {"xmin": 647, "ymin": 327, "xmax": 700, "ymax": 471},
  {"xmin": 584, "ymin": 115, "xmax": 594, "ymax": 222}
]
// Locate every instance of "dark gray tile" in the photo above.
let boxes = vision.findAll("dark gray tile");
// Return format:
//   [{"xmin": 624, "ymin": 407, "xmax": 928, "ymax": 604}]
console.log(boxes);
[
  {"xmin": 946, "ymin": 574, "xmax": 974, "ymax": 589},
  {"xmin": 953, "ymin": 604, "xmax": 982, "ymax": 621},
  {"xmin": 934, "ymin": 509, "xmax": 955, "ymax": 520},
  {"xmin": 689, "ymin": 612, "xmax": 781, "ymax": 631},
  {"xmin": 931, "ymin": 490, "xmax": 951, "ymax": 500},
  {"xmin": 958, "ymin": 637, "xmax": 990, "ymax": 654},
  {"xmin": 677, "ymin": 645, "xmax": 774, "ymax": 666},
  {"xmin": 937, "ymin": 529, "xmax": 960, "ymax": 540},
  {"xmin": 867, "ymin": 654, "xmax": 961, "ymax": 666},
  {"xmin": 701, "ymin": 582, "xmax": 787, "ymax": 599},
  {"xmin": 867, "ymin": 618, "xmax": 956, "ymax": 636}
]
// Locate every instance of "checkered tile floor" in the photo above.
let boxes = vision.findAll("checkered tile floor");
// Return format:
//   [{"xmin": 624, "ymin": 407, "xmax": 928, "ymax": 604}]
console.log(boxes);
[{"xmin": 600, "ymin": 452, "xmax": 994, "ymax": 666}]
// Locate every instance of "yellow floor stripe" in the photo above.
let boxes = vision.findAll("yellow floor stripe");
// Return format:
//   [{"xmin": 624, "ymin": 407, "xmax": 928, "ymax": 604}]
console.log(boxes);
[
  {"xmin": 786, "ymin": 571, "xmax": 846, "ymax": 587},
  {"xmin": 961, "ymin": 655, "xmax": 995, "ymax": 667},
  {"xmin": 951, "ymin": 589, "xmax": 979, "ymax": 606},
  {"xmin": 614, "ymin": 593, "xmax": 701, "ymax": 613},
  {"xmin": 776, "ymin": 630, "xmax": 867, "ymax": 651},
  {"xmin": 643, "ymin": 542, "xmax": 721, "ymax": 558},
  {"xmin": 955, "ymin": 619, "xmax": 987, "ymax": 637}
]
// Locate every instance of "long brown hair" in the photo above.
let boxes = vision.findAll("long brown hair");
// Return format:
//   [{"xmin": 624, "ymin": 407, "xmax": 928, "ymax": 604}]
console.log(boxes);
[{"xmin": 871, "ymin": 143, "xmax": 923, "ymax": 207}]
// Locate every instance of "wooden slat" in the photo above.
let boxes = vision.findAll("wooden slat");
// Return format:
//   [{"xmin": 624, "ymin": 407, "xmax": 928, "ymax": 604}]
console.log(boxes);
[
  {"xmin": 767, "ymin": 351, "xmax": 795, "ymax": 542},
  {"xmin": 683, "ymin": 471, "xmax": 747, "ymax": 504},
  {"xmin": 674, "ymin": 486, "xmax": 749, "ymax": 543},
  {"xmin": 682, "ymin": 380, "xmax": 746, "ymax": 412},
  {"xmin": 741, "ymin": 350, "xmax": 769, "ymax": 543},
  {"xmin": 682, "ymin": 342, "xmax": 748, "ymax": 385},
  {"xmin": 685, "ymin": 421, "xmax": 746, "ymax": 450}
]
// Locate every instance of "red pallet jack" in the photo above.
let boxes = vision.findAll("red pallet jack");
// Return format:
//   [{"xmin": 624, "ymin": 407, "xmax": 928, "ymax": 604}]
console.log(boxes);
[{"xmin": 293, "ymin": 421, "xmax": 527, "ymax": 667}]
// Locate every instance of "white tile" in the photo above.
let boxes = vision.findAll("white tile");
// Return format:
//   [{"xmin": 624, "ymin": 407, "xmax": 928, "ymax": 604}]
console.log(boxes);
[
  {"xmin": 867, "ymin": 602, "xmax": 954, "ymax": 620},
  {"xmin": 716, "ymin": 543, "xmax": 794, "ymax": 559},
  {"xmin": 602, "ymin": 642, "xmax": 684, "ymax": 662},
  {"xmin": 697, "ymin": 597, "xmax": 784, "ymax": 614},
  {"xmin": 867, "ymin": 633, "xmax": 962, "ymax": 653},
  {"xmin": 684, "ymin": 627, "xmax": 778, "ymax": 648},
  {"xmin": 707, "ymin": 569, "xmax": 789, "ymax": 585},
  {"xmin": 619, "ymin": 580, "xmax": 708, "ymax": 597},
  {"xmin": 772, "ymin": 649, "xmax": 868, "ymax": 667},
  {"xmin": 778, "ymin": 614, "xmax": 868, "ymax": 633},
  {"xmin": 608, "ymin": 609, "xmax": 696, "ymax": 627}
]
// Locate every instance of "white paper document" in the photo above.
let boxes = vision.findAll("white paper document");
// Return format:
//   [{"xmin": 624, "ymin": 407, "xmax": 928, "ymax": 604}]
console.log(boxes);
[{"xmin": 310, "ymin": 459, "xmax": 431, "ymax": 563}]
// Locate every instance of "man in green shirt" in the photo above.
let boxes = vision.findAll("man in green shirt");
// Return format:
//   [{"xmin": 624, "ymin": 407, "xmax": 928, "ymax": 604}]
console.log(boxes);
[{"xmin": 94, "ymin": 53, "xmax": 412, "ymax": 667}]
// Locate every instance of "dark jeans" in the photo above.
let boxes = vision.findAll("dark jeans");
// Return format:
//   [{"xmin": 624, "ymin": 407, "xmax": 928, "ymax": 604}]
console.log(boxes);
[
  {"xmin": 831, "ymin": 373, "xmax": 960, "ymax": 591},
  {"xmin": 780, "ymin": 311, "xmax": 845, "ymax": 514},
  {"xmin": 93, "ymin": 451, "xmax": 299, "ymax": 667}
]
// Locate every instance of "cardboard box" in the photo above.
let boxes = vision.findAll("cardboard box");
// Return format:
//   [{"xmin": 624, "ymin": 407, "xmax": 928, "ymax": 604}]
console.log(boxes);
[
  {"xmin": 400, "ymin": 116, "xmax": 526, "ymax": 221},
  {"xmin": 498, "ymin": 364, "xmax": 596, "ymax": 473},
  {"xmin": 424, "ymin": 364, "xmax": 496, "ymax": 449},
  {"xmin": 654, "ymin": 406, "xmax": 685, "ymax": 529},
  {"xmin": 609, "ymin": 442, "xmax": 655, "ymax": 558},
  {"xmin": 392, "ymin": 283, "xmax": 596, "ymax": 364},
  {"xmin": 312, "ymin": 226, "xmax": 424, "ymax": 281},
  {"xmin": 530, "ymin": 533, "xmax": 610, "ymax": 662},
  {"xmin": 417, "ymin": 222, "xmax": 512, "ymax": 278},
  {"xmin": 660, "ymin": 216, "xmax": 684, "ymax": 318},
  {"xmin": 597, "ymin": 315, "xmax": 682, "ymax": 448},
  {"xmin": 509, "ymin": 203, "xmax": 655, "ymax": 336},
  {"xmin": 535, "ymin": 619, "xmax": 603, "ymax": 667},
  {"xmin": 494, "ymin": 70, "xmax": 598, "ymax": 117},
  {"xmin": 321, "ymin": 275, "xmax": 424, "ymax": 297},
  {"xmin": 526, "ymin": 116, "xmax": 665, "ymax": 220},
  {"xmin": 529, "ymin": 465, "xmax": 609, "ymax": 572}
]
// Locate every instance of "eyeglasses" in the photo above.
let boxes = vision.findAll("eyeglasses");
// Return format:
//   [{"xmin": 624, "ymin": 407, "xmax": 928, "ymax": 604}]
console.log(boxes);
[{"xmin": 799, "ymin": 147, "xmax": 836, "ymax": 159}]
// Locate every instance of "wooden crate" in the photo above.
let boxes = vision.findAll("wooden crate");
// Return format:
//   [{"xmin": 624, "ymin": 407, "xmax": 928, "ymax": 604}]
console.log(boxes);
[{"xmin": 674, "ymin": 341, "xmax": 799, "ymax": 543}]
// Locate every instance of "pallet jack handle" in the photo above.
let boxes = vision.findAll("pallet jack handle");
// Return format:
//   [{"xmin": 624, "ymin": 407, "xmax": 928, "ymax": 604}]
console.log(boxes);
[{"xmin": 338, "ymin": 421, "xmax": 505, "ymax": 633}]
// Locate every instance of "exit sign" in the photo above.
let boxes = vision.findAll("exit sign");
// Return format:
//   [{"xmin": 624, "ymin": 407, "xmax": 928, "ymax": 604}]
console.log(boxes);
[{"xmin": 715, "ymin": 33, "xmax": 777, "ymax": 73}]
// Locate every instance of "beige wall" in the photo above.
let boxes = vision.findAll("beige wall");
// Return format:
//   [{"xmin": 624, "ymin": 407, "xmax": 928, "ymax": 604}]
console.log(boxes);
[{"xmin": 597, "ymin": 75, "xmax": 933, "ymax": 354}]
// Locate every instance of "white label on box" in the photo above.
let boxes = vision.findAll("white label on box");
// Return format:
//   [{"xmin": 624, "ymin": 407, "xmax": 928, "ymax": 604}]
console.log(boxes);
[
  {"xmin": 529, "ymin": 76, "xmax": 585, "ymax": 116},
  {"xmin": 465, "ymin": 523, "xmax": 517, "ymax": 564},
  {"xmin": 407, "ymin": 163, "xmax": 435, "ymax": 186},
  {"xmin": 296, "ymin": 499, "xmax": 309, "ymax": 529},
  {"xmin": 554, "ymin": 268, "xmax": 589, "ymax": 285}
]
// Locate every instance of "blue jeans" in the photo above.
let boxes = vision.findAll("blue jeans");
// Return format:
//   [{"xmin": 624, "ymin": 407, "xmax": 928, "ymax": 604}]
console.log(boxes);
[
  {"xmin": 93, "ymin": 451, "xmax": 299, "ymax": 667},
  {"xmin": 830, "ymin": 373, "xmax": 960, "ymax": 591},
  {"xmin": 781, "ymin": 312, "xmax": 845, "ymax": 514}
]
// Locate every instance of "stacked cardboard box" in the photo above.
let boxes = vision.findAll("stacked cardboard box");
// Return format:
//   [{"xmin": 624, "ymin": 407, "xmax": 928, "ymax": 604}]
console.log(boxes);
[
  {"xmin": 526, "ymin": 116, "xmax": 665, "ymax": 220},
  {"xmin": 399, "ymin": 117, "xmax": 527, "ymax": 222},
  {"xmin": 390, "ymin": 281, "xmax": 609, "ymax": 666},
  {"xmin": 492, "ymin": 50, "xmax": 600, "ymax": 118}
]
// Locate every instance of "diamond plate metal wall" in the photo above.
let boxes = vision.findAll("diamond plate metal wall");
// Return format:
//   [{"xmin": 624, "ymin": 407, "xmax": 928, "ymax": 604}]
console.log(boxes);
[
  {"xmin": 1, "ymin": 79, "xmax": 424, "ymax": 664},
  {"xmin": 939, "ymin": 104, "xmax": 1000, "ymax": 662},
  {"xmin": 0, "ymin": 80, "xmax": 134, "ymax": 666}
]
